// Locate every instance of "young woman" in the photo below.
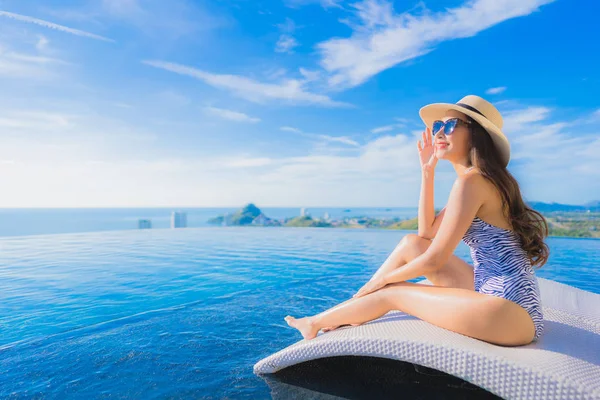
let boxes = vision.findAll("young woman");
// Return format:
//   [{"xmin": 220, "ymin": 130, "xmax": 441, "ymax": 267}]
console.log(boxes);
[{"xmin": 284, "ymin": 95, "xmax": 549, "ymax": 346}]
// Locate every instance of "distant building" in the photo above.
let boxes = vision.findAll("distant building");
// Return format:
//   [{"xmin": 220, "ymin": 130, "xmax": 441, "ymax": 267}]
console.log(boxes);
[
  {"xmin": 171, "ymin": 211, "xmax": 187, "ymax": 228},
  {"xmin": 300, "ymin": 207, "xmax": 306, "ymax": 217},
  {"xmin": 323, "ymin": 212, "xmax": 330, "ymax": 221},
  {"xmin": 138, "ymin": 219, "xmax": 152, "ymax": 229}
]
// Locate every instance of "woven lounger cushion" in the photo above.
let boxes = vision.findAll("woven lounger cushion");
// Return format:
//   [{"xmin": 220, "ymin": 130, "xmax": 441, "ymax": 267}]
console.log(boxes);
[{"xmin": 253, "ymin": 277, "xmax": 600, "ymax": 400}]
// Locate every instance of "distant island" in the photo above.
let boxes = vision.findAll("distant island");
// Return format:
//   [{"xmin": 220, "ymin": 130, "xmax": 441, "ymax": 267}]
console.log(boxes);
[{"xmin": 207, "ymin": 203, "xmax": 600, "ymax": 239}]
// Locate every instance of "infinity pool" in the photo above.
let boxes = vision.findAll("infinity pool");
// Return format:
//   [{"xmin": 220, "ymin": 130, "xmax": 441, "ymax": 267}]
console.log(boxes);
[{"xmin": 0, "ymin": 227, "xmax": 597, "ymax": 398}]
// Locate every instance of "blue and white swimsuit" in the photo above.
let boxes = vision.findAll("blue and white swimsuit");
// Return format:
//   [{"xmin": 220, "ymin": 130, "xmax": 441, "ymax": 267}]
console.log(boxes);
[{"xmin": 462, "ymin": 215, "xmax": 545, "ymax": 341}]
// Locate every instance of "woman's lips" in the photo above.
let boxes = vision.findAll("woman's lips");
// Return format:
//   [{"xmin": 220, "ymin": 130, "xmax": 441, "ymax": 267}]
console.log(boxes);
[{"xmin": 437, "ymin": 144, "xmax": 448, "ymax": 148}]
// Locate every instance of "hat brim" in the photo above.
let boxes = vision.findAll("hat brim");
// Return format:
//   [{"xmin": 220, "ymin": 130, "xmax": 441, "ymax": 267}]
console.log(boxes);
[{"xmin": 419, "ymin": 102, "xmax": 510, "ymax": 167}]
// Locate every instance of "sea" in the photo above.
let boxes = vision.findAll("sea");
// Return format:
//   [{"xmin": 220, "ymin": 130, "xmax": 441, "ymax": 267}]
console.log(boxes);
[
  {"xmin": 0, "ymin": 207, "xmax": 417, "ymax": 237},
  {"xmin": 0, "ymin": 208, "xmax": 598, "ymax": 399}
]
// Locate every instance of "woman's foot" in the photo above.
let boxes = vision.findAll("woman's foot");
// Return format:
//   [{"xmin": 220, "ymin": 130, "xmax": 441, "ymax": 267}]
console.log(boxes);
[{"xmin": 284, "ymin": 315, "xmax": 320, "ymax": 340}]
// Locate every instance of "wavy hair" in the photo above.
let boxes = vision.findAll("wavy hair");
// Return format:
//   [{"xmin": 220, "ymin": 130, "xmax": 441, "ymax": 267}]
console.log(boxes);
[{"xmin": 466, "ymin": 115, "xmax": 550, "ymax": 269}]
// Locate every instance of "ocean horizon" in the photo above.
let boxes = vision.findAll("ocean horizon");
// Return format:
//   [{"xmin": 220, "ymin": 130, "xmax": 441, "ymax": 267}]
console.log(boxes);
[{"xmin": 0, "ymin": 207, "xmax": 420, "ymax": 238}]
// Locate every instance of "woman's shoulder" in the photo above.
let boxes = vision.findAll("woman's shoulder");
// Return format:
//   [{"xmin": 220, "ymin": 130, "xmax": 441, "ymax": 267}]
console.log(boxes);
[
  {"xmin": 455, "ymin": 169, "xmax": 494, "ymax": 202},
  {"xmin": 464, "ymin": 172, "xmax": 510, "ymax": 226}
]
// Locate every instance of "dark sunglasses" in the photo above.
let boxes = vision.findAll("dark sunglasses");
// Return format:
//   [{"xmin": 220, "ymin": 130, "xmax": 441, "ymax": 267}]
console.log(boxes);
[{"xmin": 432, "ymin": 118, "xmax": 471, "ymax": 136}]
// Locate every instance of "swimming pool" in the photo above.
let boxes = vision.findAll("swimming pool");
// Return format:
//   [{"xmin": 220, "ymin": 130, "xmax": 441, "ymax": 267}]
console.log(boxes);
[{"xmin": 0, "ymin": 227, "xmax": 597, "ymax": 398}]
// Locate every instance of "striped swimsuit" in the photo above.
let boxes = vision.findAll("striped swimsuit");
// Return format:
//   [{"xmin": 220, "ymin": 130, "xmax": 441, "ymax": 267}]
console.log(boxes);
[{"xmin": 462, "ymin": 215, "xmax": 545, "ymax": 341}]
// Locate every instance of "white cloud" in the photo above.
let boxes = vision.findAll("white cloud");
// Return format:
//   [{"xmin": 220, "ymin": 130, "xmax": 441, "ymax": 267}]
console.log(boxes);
[
  {"xmin": 204, "ymin": 106, "xmax": 261, "ymax": 123},
  {"xmin": 315, "ymin": 134, "xmax": 359, "ymax": 146},
  {"xmin": 142, "ymin": 60, "xmax": 351, "ymax": 107},
  {"xmin": 0, "ymin": 49, "xmax": 66, "ymax": 79},
  {"xmin": 0, "ymin": 100, "xmax": 597, "ymax": 207},
  {"xmin": 280, "ymin": 125, "xmax": 358, "ymax": 146},
  {"xmin": 0, "ymin": 110, "xmax": 73, "ymax": 129},
  {"xmin": 280, "ymin": 126, "xmax": 302, "ymax": 133},
  {"xmin": 321, "ymin": 0, "xmax": 345, "ymax": 8},
  {"xmin": 370, "ymin": 124, "xmax": 395, "ymax": 133},
  {"xmin": 0, "ymin": 108, "xmax": 156, "ymax": 144},
  {"xmin": 0, "ymin": 35, "xmax": 71, "ymax": 79},
  {"xmin": 486, "ymin": 86, "xmax": 507, "ymax": 95},
  {"xmin": 279, "ymin": 126, "xmax": 360, "ymax": 147},
  {"xmin": 226, "ymin": 103, "xmax": 600, "ymax": 205},
  {"xmin": 285, "ymin": 0, "xmax": 344, "ymax": 9},
  {"xmin": 276, "ymin": 35, "xmax": 299, "ymax": 53},
  {"xmin": 0, "ymin": 10, "xmax": 114, "ymax": 42},
  {"xmin": 489, "ymin": 103, "xmax": 600, "ymax": 200},
  {"xmin": 316, "ymin": 0, "xmax": 555, "ymax": 89},
  {"xmin": 36, "ymin": 35, "xmax": 49, "ymax": 51},
  {"xmin": 590, "ymin": 109, "xmax": 600, "ymax": 121},
  {"xmin": 250, "ymin": 105, "xmax": 600, "ymax": 205},
  {"xmin": 502, "ymin": 106, "xmax": 551, "ymax": 132},
  {"xmin": 1, "ymin": 51, "xmax": 68, "ymax": 65},
  {"xmin": 252, "ymin": 133, "xmax": 417, "ymax": 199},
  {"xmin": 223, "ymin": 157, "xmax": 273, "ymax": 168},
  {"xmin": 275, "ymin": 18, "xmax": 300, "ymax": 53},
  {"xmin": 298, "ymin": 67, "xmax": 321, "ymax": 82},
  {"xmin": 368, "ymin": 121, "xmax": 406, "ymax": 137}
]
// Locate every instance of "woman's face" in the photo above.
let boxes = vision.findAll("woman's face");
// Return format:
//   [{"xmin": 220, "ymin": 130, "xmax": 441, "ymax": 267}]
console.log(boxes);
[{"xmin": 433, "ymin": 110, "xmax": 471, "ymax": 163}]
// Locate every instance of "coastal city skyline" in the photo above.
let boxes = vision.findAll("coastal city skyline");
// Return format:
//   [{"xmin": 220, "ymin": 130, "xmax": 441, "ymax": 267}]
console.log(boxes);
[{"xmin": 0, "ymin": 0, "xmax": 598, "ymax": 208}]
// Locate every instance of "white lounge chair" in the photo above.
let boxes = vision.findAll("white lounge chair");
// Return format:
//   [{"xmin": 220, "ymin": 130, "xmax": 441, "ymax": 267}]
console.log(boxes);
[{"xmin": 254, "ymin": 277, "xmax": 600, "ymax": 400}]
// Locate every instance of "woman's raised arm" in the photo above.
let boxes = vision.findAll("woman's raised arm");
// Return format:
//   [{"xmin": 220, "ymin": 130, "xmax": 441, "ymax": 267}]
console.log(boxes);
[{"xmin": 417, "ymin": 126, "xmax": 439, "ymax": 239}]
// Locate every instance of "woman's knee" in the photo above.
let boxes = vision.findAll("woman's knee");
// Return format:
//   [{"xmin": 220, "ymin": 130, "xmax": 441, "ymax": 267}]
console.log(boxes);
[{"xmin": 398, "ymin": 233, "xmax": 429, "ymax": 258}]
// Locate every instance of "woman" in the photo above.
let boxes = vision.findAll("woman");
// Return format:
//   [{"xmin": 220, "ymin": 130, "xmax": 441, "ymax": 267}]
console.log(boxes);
[{"xmin": 285, "ymin": 95, "xmax": 549, "ymax": 346}]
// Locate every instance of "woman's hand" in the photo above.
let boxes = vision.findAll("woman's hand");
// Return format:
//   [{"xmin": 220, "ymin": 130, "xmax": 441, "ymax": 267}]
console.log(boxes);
[
  {"xmin": 353, "ymin": 276, "xmax": 388, "ymax": 299},
  {"xmin": 418, "ymin": 126, "xmax": 439, "ymax": 175}
]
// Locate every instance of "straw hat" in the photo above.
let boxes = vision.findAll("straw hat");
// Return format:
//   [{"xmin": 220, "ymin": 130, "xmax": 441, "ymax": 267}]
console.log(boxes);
[{"xmin": 419, "ymin": 95, "xmax": 510, "ymax": 168}]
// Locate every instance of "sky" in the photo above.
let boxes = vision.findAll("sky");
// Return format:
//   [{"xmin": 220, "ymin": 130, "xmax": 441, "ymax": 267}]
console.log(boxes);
[{"xmin": 0, "ymin": 0, "xmax": 598, "ymax": 208}]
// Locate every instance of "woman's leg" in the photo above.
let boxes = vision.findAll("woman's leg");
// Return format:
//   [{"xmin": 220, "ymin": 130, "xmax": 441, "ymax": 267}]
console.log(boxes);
[
  {"xmin": 320, "ymin": 235, "xmax": 416, "ymax": 332},
  {"xmin": 367, "ymin": 234, "xmax": 415, "ymax": 281},
  {"xmin": 285, "ymin": 281, "xmax": 535, "ymax": 346},
  {"xmin": 370, "ymin": 233, "xmax": 474, "ymax": 290},
  {"xmin": 285, "ymin": 289, "xmax": 390, "ymax": 340},
  {"xmin": 322, "ymin": 233, "xmax": 474, "ymax": 332}
]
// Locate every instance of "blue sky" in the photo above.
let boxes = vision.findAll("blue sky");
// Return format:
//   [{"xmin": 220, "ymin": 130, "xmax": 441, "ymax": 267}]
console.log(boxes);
[{"xmin": 0, "ymin": 0, "xmax": 598, "ymax": 208}]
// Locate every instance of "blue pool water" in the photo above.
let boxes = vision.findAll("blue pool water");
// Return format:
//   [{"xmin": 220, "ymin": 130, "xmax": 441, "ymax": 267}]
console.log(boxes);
[{"xmin": 0, "ymin": 227, "xmax": 598, "ymax": 398}]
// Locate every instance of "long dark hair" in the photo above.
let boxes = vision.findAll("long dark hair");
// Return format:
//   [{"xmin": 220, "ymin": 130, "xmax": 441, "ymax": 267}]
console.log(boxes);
[{"xmin": 466, "ymin": 116, "xmax": 550, "ymax": 269}]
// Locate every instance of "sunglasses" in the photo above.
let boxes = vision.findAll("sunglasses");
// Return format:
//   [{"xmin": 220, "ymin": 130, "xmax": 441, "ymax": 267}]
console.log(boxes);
[{"xmin": 432, "ymin": 118, "xmax": 471, "ymax": 136}]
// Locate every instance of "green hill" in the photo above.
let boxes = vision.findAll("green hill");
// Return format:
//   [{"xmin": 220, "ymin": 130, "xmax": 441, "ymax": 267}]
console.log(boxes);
[{"xmin": 284, "ymin": 216, "xmax": 332, "ymax": 227}]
